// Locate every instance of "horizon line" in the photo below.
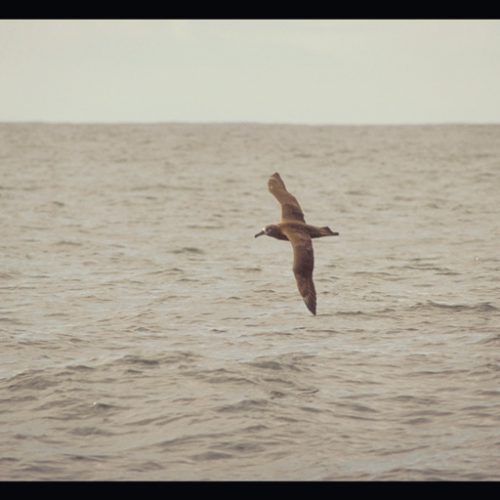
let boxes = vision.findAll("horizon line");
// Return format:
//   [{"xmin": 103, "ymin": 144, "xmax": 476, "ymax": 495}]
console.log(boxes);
[{"xmin": 1, "ymin": 119, "xmax": 499, "ymax": 127}]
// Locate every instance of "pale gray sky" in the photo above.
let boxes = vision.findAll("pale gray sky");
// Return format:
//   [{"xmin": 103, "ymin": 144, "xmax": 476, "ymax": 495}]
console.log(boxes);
[{"xmin": 1, "ymin": 19, "xmax": 500, "ymax": 124}]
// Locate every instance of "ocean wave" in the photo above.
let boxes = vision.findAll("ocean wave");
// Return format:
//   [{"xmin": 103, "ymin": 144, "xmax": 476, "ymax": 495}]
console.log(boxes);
[
  {"xmin": 248, "ymin": 356, "xmax": 309, "ymax": 373},
  {"xmin": 477, "ymin": 334, "xmax": 500, "ymax": 345},
  {"xmin": 116, "ymin": 351, "xmax": 200, "ymax": 369},
  {"xmin": 6, "ymin": 369, "xmax": 60, "ymax": 391},
  {"xmin": 171, "ymin": 247, "xmax": 205, "ymax": 255},
  {"xmin": 410, "ymin": 300, "xmax": 498, "ymax": 313},
  {"xmin": 190, "ymin": 367, "xmax": 257, "ymax": 386},
  {"xmin": 216, "ymin": 398, "xmax": 270, "ymax": 414}
]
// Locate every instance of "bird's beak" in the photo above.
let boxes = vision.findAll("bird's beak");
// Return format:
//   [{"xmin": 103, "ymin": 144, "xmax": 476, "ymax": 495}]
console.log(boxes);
[{"xmin": 254, "ymin": 230, "xmax": 265, "ymax": 238}]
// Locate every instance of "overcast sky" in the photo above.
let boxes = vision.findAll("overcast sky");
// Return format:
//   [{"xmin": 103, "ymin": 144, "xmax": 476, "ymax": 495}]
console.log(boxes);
[{"xmin": 1, "ymin": 19, "xmax": 500, "ymax": 124}]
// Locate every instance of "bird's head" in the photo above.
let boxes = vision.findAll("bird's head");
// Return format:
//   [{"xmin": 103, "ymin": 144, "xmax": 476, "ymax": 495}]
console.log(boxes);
[{"xmin": 254, "ymin": 224, "xmax": 279, "ymax": 238}]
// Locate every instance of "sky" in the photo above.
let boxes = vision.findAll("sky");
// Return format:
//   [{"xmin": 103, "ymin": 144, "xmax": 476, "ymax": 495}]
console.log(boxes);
[{"xmin": 1, "ymin": 19, "xmax": 500, "ymax": 125}]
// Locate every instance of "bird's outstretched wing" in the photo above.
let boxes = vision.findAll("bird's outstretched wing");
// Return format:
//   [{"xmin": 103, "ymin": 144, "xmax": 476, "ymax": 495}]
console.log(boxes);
[
  {"xmin": 281, "ymin": 227, "xmax": 316, "ymax": 315},
  {"xmin": 268, "ymin": 172, "xmax": 306, "ymax": 223}
]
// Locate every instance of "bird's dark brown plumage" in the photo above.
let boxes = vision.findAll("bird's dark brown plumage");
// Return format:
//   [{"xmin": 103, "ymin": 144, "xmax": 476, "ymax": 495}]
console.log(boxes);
[
  {"xmin": 267, "ymin": 173, "xmax": 306, "ymax": 223},
  {"xmin": 255, "ymin": 172, "xmax": 338, "ymax": 315}
]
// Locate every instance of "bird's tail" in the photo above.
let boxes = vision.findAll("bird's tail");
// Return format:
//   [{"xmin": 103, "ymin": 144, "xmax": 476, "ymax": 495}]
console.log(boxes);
[{"xmin": 319, "ymin": 226, "xmax": 339, "ymax": 237}]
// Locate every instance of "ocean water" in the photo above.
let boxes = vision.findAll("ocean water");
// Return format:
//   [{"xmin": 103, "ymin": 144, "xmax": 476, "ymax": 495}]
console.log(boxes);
[{"xmin": 0, "ymin": 122, "xmax": 499, "ymax": 480}]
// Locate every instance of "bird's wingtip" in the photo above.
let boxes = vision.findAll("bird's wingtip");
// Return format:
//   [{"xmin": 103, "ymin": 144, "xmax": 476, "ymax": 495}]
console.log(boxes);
[{"xmin": 304, "ymin": 299, "xmax": 316, "ymax": 315}]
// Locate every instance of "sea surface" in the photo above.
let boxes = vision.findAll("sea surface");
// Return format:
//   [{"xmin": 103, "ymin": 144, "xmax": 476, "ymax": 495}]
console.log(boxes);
[{"xmin": 1, "ymin": 123, "xmax": 499, "ymax": 480}]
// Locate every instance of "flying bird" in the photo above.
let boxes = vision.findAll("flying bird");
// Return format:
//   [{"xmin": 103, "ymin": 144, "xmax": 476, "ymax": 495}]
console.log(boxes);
[{"xmin": 255, "ymin": 172, "xmax": 339, "ymax": 315}]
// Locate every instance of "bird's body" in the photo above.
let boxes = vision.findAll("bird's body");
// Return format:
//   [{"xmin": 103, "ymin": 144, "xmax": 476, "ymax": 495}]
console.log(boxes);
[
  {"xmin": 255, "ymin": 172, "xmax": 338, "ymax": 315},
  {"xmin": 261, "ymin": 222, "xmax": 337, "ymax": 241}
]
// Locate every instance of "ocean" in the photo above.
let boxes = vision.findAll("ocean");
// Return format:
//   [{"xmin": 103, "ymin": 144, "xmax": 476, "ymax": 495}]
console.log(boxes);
[{"xmin": 1, "ymin": 122, "xmax": 499, "ymax": 480}]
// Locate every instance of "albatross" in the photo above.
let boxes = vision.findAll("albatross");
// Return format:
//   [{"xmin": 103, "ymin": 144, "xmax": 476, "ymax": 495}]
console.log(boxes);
[{"xmin": 255, "ymin": 172, "xmax": 339, "ymax": 315}]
